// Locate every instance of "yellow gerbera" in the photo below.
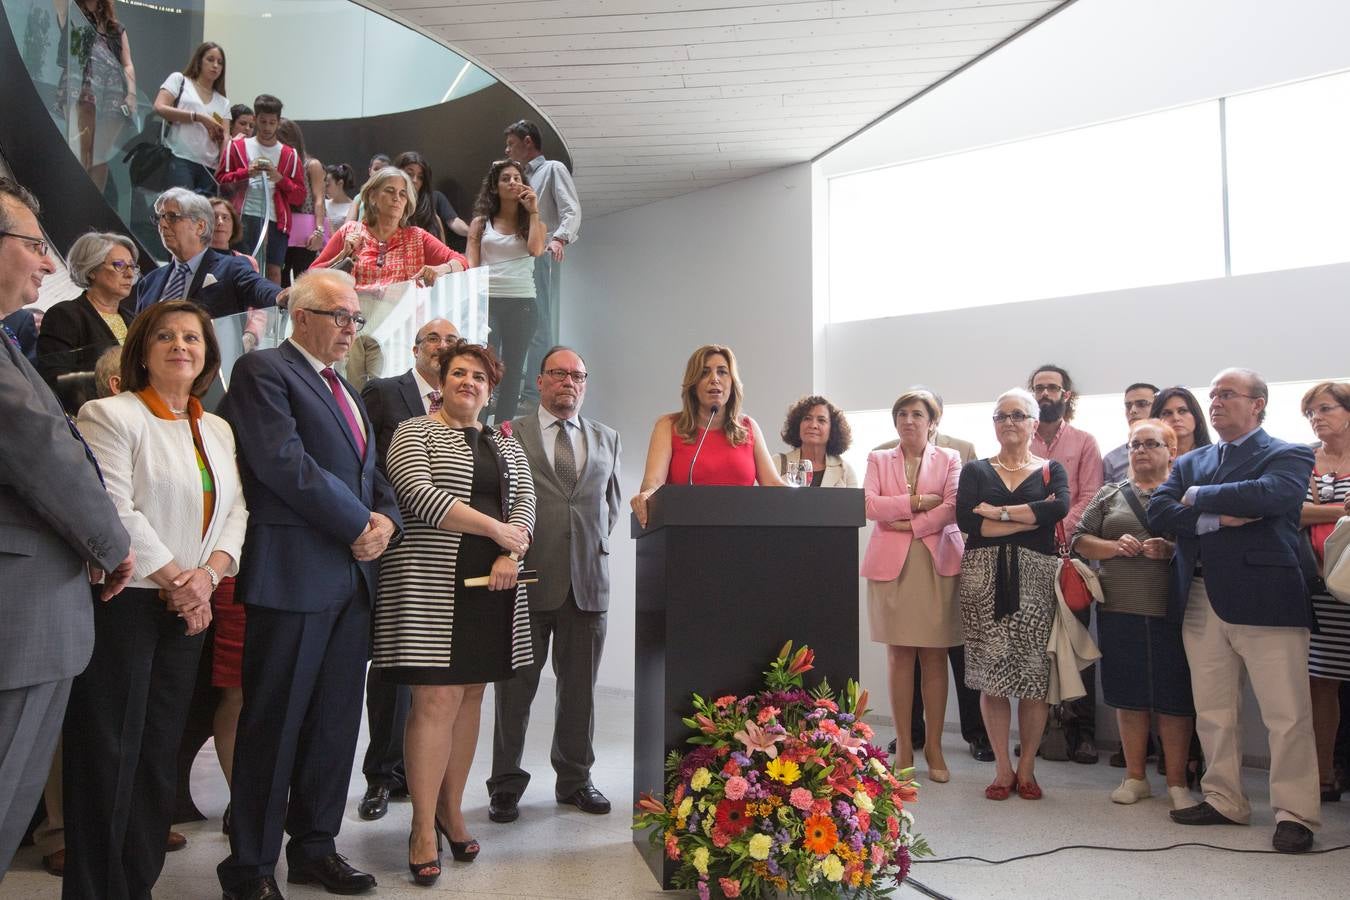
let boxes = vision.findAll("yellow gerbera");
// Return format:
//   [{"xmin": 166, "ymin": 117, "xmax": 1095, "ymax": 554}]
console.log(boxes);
[{"xmin": 765, "ymin": 756, "xmax": 801, "ymax": 785}]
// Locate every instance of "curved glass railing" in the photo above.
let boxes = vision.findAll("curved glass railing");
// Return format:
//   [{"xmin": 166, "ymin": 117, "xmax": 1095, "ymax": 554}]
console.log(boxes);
[{"xmin": 28, "ymin": 258, "xmax": 566, "ymax": 429}]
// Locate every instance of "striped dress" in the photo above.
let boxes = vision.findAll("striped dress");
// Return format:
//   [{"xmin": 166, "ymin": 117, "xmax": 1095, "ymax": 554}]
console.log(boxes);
[
  {"xmin": 1308, "ymin": 470, "xmax": 1350, "ymax": 681},
  {"xmin": 373, "ymin": 417, "xmax": 535, "ymax": 673}
]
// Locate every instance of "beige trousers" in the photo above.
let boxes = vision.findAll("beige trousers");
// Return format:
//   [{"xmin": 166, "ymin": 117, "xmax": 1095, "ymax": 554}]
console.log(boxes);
[{"xmin": 1183, "ymin": 578, "xmax": 1320, "ymax": 828}]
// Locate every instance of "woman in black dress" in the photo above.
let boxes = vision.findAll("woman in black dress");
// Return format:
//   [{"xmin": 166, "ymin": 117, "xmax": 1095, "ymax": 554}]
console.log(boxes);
[
  {"xmin": 372, "ymin": 339, "xmax": 535, "ymax": 886},
  {"xmin": 956, "ymin": 387, "xmax": 1069, "ymax": 802}
]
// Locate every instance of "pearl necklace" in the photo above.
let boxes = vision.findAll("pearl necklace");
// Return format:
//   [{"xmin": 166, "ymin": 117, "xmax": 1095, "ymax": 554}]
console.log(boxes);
[{"xmin": 990, "ymin": 455, "xmax": 1033, "ymax": 471}]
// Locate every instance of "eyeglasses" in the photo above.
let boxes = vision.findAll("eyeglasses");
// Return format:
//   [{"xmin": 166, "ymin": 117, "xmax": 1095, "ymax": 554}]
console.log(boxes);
[
  {"xmin": 0, "ymin": 229, "xmax": 49, "ymax": 257},
  {"xmin": 1031, "ymin": 384, "xmax": 1064, "ymax": 396},
  {"xmin": 152, "ymin": 211, "xmax": 191, "ymax": 226},
  {"xmin": 302, "ymin": 307, "xmax": 367, "ymax": 331},
  {"xmin": 1127, "ymin": 439, "xmax": 1168, "ymax": 451},
  {"xmin": 416, "ymin": 332, "xmax": 457, "ymax": 346},
  {"xmin": 992, "ymin": 411, "xmax": 1032, "ymax": 424},
  {"xmin": 1208, "ymin": 389, "xmax": 1257, "ymax": 403},
  {"xmin": 544, "ymin": 368, "xmax": 588, "ymax": 384},
  {"xmin": 1305, "ymin": 403, "xmax": 1344, "ymax": 420},
  {"xmin": 104, "ymin": 259, "xmax": 139, "ymax": 281}
]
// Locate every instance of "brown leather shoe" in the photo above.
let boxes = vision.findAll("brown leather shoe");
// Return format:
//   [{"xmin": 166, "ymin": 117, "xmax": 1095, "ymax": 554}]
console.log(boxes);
[
  {"xmin": 165, "ymin": 830, "xmax": 188, "ymax": 852},
  {"xmin": 42, "ymin": 848, "xmax": 65, "ymax": 877}
]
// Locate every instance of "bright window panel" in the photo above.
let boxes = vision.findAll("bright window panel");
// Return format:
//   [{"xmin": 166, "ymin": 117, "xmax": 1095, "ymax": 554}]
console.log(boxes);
[
  {"xmin": 1227, "ymin": 70, "xmax": 1350, "ymax": 276},
  {"xmin": 828, "ymin": 104, "xmax": 1226, "ymax": 323}
]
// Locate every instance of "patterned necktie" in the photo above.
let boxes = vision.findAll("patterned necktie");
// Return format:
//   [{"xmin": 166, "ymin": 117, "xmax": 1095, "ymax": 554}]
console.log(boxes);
[
  {"xmin": 554, "ymin": 419, "xmax": 578, "ymax": 494},
  {"xmin": 428, "ymin": 390, "xmax": 443, "ymax": 414},
  {"xmin": 161, "ymin": 260, "xmax": 190, "ymax": 303},
  {"xmin": 1217, "ymin": 442, "xmax": 1229, "ymax": 470},
  {"xmin": 320, "ymin": 367, "xmax": 367, "ymax": 458}
]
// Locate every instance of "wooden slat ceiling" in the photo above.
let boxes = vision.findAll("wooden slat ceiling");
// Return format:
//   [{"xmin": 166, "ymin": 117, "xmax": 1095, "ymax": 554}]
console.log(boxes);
[{"xmin": 369, "ymin": 0, "xmax": 1070, "ymax": 217}]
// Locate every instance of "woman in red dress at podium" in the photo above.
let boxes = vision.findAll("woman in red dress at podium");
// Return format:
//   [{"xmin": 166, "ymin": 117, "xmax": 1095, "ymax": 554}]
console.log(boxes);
[{"xmin": 631, "ymin": 344, "xmax": 785, "ymax": 527}]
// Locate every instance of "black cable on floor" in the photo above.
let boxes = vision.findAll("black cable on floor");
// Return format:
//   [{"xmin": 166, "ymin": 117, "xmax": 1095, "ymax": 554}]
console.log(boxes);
[
  {"xmin": 903, "ymin": 875, "xmax": 957, "ymax": 899},
  {"xmin": 913, "ymin": 840, "xmax": 1350, "ymax": 864}
]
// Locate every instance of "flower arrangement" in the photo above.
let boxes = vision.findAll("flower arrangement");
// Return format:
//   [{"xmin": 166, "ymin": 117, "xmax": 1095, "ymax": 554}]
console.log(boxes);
[{"xmin": 634, "ymin": 642, "xmax": 929, "ymax": 899}]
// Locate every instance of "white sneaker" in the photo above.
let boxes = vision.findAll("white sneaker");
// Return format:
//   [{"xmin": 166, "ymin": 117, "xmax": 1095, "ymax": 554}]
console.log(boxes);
[
  {"xmin": 1110, "ymin": 777, "xmax": 1152, "ymax": 804},
  {"xmin": 1168, "ymin": 785, "xmax": 1194, "ymax": 810}
]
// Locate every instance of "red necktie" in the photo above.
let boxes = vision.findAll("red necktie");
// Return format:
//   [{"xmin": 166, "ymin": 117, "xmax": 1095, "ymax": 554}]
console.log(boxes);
[{"xmin": 320, "ymin": 367, "xmax": 367, "ymax": 458}]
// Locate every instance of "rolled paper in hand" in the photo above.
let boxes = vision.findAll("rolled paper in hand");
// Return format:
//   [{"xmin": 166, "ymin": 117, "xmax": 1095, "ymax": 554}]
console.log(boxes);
[{"xmin": 464, "ymin": 569, "xmax": 539, "ymax": 588}]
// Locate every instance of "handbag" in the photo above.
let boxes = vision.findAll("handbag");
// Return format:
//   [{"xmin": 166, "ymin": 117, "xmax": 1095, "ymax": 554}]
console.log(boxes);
[
  {"xmin": 123, "ymin": 75, "xmax": 184, "ymax": 189},
  {"xmin": 1044, "ymin": 462, "xmax": 1092, "ymax": 612},
  {"xmin": 1323, "ymin": 516, "xmax": 1350, "ymax": 604}
]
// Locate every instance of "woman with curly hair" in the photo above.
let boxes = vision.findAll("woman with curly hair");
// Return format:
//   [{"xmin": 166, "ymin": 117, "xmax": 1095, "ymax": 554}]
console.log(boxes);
[
  {"xmin": 466, "ymin": 159, "xmax": 545, "ymax": 423},
  {"xmin": 774, "ymin": 394, "xmax": 857, "ymax": 487},
  {"xmin": 630, "ymin": 344, "xmax": 786, "ymax": 527}
]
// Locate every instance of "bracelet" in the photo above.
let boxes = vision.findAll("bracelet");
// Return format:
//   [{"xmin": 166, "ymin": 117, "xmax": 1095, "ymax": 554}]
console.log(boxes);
[{"xmin": 200, "ymin": 563, "xmax": 220, "ymax": 591}]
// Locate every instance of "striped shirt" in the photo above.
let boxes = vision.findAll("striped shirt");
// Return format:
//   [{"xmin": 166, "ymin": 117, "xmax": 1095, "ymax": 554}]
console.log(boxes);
[
  {"xmin": 1307, "ymin": 469, "xmax": 1350, "ymax": 680},
  {"xmin": 372, "ymin": 417, "xmax": 536, "ymax": 670},
  {"xmin": 1072, "ymin": 481, "xmax": 1170, "ymax": 617}
]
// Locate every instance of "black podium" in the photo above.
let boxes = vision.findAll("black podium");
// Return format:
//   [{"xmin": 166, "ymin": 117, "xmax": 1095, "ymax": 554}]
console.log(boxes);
[{"xmin": 630, "ymin": 485, "xmax": 864, "ymax": 888}]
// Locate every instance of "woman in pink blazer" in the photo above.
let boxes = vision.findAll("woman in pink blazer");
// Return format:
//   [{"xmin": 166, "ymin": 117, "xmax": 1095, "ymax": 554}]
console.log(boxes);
[{"xmin": 862, "ymin": 389, "xmax": 965, "ymax": 782}]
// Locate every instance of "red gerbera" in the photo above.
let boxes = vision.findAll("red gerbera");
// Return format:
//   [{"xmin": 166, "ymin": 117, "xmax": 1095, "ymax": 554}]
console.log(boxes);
[{"xmin": 714, "ymin": 798, "xmax": 751, "ymax": 836}]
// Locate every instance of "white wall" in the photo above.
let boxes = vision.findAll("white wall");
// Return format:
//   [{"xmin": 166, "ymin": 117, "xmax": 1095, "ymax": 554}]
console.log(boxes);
[{"xmin": 563, "ymin": 163, "xmax": 815, "ymax": 692}]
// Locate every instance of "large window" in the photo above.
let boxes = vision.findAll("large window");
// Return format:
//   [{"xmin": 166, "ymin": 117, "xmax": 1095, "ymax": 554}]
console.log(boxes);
[
  {"xmin": 827, "ymin": 68, "xmax": 1350, "ymax": 325},
  {"xmin": 1226, "ymin": 70, "xmax": 1350, "ymax": 276}
]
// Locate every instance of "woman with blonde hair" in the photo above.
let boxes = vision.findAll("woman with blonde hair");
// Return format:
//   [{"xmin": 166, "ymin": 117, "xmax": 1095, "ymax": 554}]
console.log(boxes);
[
  {"xmin": 862, "ymin": 389, "xmax": 964, "ymax": 780},
  {"xmin": 631, "ymin": 344, "xmax": 784, "ymax": 527}
]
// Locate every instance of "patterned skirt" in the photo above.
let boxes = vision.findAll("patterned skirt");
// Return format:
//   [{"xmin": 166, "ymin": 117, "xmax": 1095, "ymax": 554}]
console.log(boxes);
[{"xmin": 959, "ymin": 545, "xmax": 1057, "ymax": 700}]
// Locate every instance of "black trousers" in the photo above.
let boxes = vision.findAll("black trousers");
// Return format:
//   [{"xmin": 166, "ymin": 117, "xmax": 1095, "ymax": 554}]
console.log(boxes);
[
  {"xmin": 486, "ymin": 297, "xmax": 538, "ymax": 423},
  {"xmin": 489, "ymin": 591, "xmax": 606, "ymax": 798},
  {"xmin": 63, "ymin": 588, "xmax": 204, "ymax": 900},
  {"xmin": 360, "ymin": 669, "xmax": 409, "ymax": 790},
  {"xmin": 1061, "ymin": 604, "xmax": 1098, "ymax": 744},
  {"xmin": 216, "ymin": 587, "xmax": 369, "ymax": 891},
  {"xmin": 910, "ymin": 645, "xmax": 987, "ymax": 745}
]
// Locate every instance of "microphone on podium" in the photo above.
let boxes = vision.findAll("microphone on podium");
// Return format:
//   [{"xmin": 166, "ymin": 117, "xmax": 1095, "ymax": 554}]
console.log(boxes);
[{"xmin": 687, "ymin": 403, "xmax": 720, "ymax": 485}]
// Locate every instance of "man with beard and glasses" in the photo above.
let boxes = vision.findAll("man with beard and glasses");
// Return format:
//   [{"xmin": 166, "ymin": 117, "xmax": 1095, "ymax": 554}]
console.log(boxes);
[{"xmin": 1028, "ymin": 363, "xmax": 1103, "ymax": 765}]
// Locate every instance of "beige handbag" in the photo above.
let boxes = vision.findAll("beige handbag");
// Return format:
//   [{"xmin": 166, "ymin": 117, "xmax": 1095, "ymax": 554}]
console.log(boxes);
[{"xmin": 1324, "ymin": 516, "xmax": 1350, "ymax": 604}]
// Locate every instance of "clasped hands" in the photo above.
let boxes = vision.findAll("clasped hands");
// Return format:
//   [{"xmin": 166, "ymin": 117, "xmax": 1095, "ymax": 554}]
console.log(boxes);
[
  {"xmin": 1112, "ymin": 534, "xmax": 1173, "ymax": 560},
  {"xmin": 489, "ymin": 522, "xmax": 531, "ymax": 591},
  {"xmin": 162, "ymin": 568, "xmax": 213, "ymax": 636},
  {"xmin": 351, "ymin": 512, "xmax": 396, "ymax": 561}
]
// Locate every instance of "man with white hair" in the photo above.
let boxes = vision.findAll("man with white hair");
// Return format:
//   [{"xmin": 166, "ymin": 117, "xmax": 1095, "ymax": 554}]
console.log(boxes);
[
  {"xmin": 1149, "ymin": 367, "xmax": 1320, "ymax": 854},
  {"xmin": 217, "ymin": 268, "xmax": 400, "ymax": 899},
  {"xmin": 131, "ymin": 187, "xmax": 281, "ymax": 318},
  {"xmin": 0, "ymin": 176, "xmax": 133, "ymax": 881}
]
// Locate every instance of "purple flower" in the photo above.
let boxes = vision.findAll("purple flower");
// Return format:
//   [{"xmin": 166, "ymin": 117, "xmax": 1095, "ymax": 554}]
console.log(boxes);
[
  {"xmin": 697, "ymin": 877, "xmax": 710, "ymax": 900},
  {"xmin": 732, "ymin": 751, "xmax": 752, "ymax": 767},
  {"xmin": 849, "ymin": 832, "xmax": 864, "ymax": 851},
  {"xmin": 835, "ymin": 800, "xmax": 853, "ymax": 818},
  {"xmin": 766, "ymin": 859, "xmax": 782, "ymax": 876},
  {"xmin": 679, "ymin": 746, "xmax": 717, "ymax": 780},
  {"xmin": 896, "ymin": 845, "xmax": 912, "ymax": 880},
  {"xmin": 838, "ymin": 713, "xmax": 855, "ymax": 723}
]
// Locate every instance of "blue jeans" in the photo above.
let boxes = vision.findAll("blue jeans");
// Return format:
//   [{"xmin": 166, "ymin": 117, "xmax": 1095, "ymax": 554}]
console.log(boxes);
[{"xmin": 168, "ymin": 156, "xmax": 218, "ymax": 196}]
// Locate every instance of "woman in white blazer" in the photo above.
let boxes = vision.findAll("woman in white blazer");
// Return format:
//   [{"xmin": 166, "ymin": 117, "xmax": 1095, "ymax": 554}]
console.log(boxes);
[
  {"xmin": 774, "ymin": 394, "xmax": 858, "ymax": 487},
  {"xmin": 65, "ymin": 300, "xmax": 247, "ymax": 899}
]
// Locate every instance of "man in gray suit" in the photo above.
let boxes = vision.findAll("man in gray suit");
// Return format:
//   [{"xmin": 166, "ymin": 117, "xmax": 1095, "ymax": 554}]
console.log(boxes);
[
  {"xmin": 488, "ymin": 346, "xmax": 621, "ymax": 822},
  {"xmin": 0, "ymin": 177, "xmax": 133, "ymax": 881}
]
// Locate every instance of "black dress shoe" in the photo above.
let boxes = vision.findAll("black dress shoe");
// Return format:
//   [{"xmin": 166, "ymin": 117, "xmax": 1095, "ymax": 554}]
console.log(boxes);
[
  {"xmin": 1169, "ymin": 801, "xmax": 1243, "ymax": 826},
  {"xmin": 389, "ymin": 782, "xmax": 410, "ymax": 800},
  {"xmin": 1071, "ymin": 739, "xmax": 1099, "ymax": 765},
  {"xmin": 358, "ymin": 785, "xmax": 391, "ymax": 821},
  {"xmin": 1109, "ymin": 749, "xmax": 1127, "ymax": 768},
  {"xmin": 488, "ymin": 791, "xmax": 519, "ymax": 823},
  {"xmin": 1272, "ymin": 821, "xmax": 1314, "ymax": 854},
  {"xmin": 969, "ymin": 737, "xmax": 995, "ymax": 762},
  {"xmin": 222, "ymin": 875, "xmax": 285, "ymax": 900},
  {"xmin": 557, "ymin": 784, "xmax": 611, "ymax": 815},
  {"xmin": 286, "ymin": 853, "xmax": 376, "ymax": 895}
]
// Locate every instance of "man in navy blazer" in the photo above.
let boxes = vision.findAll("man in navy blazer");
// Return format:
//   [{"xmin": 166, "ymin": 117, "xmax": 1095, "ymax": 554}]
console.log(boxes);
[
  {"xmin": 129, "ymin": 188, "xmax": 280, "ymax": 320},
  {"xmin": 353, "ymin": 316, "xmax": 457, "ymax": 822},
  {"xmin": 1149, "ymin": 367, "xmax": 1319, "ymax": 854},
  {"xmin": 216, "ymin": 269, "xmax": 400, "ymax": 900}
]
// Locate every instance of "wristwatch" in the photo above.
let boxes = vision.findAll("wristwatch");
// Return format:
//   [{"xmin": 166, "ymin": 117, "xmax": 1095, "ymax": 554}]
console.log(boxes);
[
  {"xmin": 505, "ymin": 550, "xmax": 522, "ymax": 562},
  {"xmin": 999, "ymin": 507, "xmax": 1011, "ymax": 522}
]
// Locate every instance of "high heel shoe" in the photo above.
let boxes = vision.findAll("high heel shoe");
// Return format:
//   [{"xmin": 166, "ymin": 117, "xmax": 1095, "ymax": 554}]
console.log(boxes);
[
  {"xmin": 436, "ymin": 817, "xmax": 480, "ymax": 863},
  {"xmin": 408, "ymin": 828, "xmax": 442, "ymax": 887},
  {"xmin": 925, "ymin": 749, "xmax": 950, "ymax": 783}
]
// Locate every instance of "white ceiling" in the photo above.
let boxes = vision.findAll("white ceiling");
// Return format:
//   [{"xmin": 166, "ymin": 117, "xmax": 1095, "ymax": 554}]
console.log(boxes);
[{"xmin": 368, "ymin": 0, "xmax": 1071, "ymax": 217}]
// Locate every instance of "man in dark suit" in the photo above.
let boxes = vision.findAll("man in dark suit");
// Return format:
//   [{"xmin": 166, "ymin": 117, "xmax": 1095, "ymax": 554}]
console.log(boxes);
[
  {"xmin": 0, "ymin": 177, "xmax": 133, "ymax": 881},
  {"xmin": 130, "ymin": 187, "xmax": 281, "ymax": 319},
  {"xmin": 1, "ymin": 307, "xmax": 36, "ymax": 360},
  {"xmin": 488, "ymin": 346, "xmax": 622, "ymax": 822},
  {"xmin": 354, "ymin": 316, "xmax": 457, "ymax": 821},
  {"xmin": 216, "ymin": 268, "xmax": 401, "ymax": 899},
  {"xmin": 1149, "ymin": 367, "xmax": 1320, "ymax": 854}
]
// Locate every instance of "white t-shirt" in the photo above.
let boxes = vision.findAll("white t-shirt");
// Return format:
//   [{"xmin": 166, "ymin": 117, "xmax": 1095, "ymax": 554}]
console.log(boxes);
[
  {"xmin": 241, "ymin": 138, "xmax": 284, "ymax": 221},
  {"xmin": 478, "ymin": 219, "xmax": 535, "ymax": 298},
  {"xmin": 160, "ymin": 72, "xmax": 230, "ymax": 170}
]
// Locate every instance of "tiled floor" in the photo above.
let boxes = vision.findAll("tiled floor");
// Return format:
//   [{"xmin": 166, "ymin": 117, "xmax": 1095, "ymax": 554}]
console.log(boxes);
[{"xmin": 4, "ymin": 682, "xmax": 1348, "ymax": 898}]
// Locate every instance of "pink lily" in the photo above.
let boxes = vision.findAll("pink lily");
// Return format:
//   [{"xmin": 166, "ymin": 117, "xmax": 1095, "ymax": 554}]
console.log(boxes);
[{"xmin": 733, "ymin": 719, "xmax": 784, "ymax": 759}]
